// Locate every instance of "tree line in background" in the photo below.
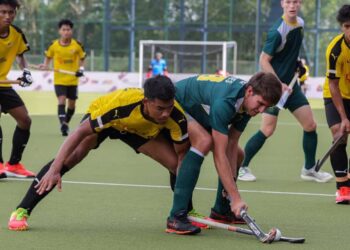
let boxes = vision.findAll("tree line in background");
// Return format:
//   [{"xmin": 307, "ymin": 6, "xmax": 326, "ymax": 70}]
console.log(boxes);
[{"xmin": 15, "ymin": 0, "xmax": 345, "ymax": 75}]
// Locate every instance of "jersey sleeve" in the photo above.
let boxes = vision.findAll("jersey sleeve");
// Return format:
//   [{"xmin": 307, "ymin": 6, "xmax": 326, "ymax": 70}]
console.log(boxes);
[
  {"xmin": 13, "ymin": 26, "xmax": 30, "ymax": 55},
  {"xmin": 209, "ymin": 100, "xmax": 236, "ymax": 135},
  {"xmin": 77, "ymin": 40, "xmax": 86, "ymax": 59},
  {"xmin": 262, "ymin": 29, "xmax": 282, "ymax": 57},
  {"xmin": 167, "ymin": 104, "xmax": 188, "ymax": 143},
  {"xmin": 326, "ymin": 39, "xmax": 342, "ymax": 80},
  {"xmin": 45, "ymin": 42, "xmax": 55, "ymax": 58}
]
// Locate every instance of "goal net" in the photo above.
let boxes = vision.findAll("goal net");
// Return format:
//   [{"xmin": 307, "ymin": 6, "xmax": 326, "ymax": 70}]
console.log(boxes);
[{"xmin": 138, "ymin": 40, "xmax": 237, "ymax": 87}]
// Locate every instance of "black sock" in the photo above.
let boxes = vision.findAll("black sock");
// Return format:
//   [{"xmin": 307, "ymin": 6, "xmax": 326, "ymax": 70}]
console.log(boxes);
[
  {"xmin": 66, "ymin": 108, "xmax": 75, "ymax": 124},
  {"xmin": 169, "ymin": 171, "xmax": 193, "ymax": 212},
  {"xmin": 9, "ymin": 126, "xmax": 30, "ymax": 165},
  {"xmin": 336, "ymin": 180, "xmax": 350, "ymax": 190},
  {"xmin": 58, "ymin": 104, "xmax": 66, "ymax": 125},
  {"xmin": 17, "ymin": 159, "xmax": 70, "ymax": 215},
  {"xmin": 0, "ymin": 126, "xmax": 3, "ymax": 163}
]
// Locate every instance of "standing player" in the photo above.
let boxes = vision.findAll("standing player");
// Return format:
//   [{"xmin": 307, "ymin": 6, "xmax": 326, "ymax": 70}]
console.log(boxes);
[
  {"xmin": 166, "ymin": 72, "xmax": 282, "ymax": 235},
  {"xmin": 146, "ymin": 52, "xmax": 168, "ymax": 78},
  {"xmin": 39, "ymin": 19, "xmax": 86, "ymax": 136},
  {"xmin": 0, "ymin": 0, "xmax": 35, "ymax": 178},
  {"xmin": 323, "ymin": 5, "xmax": 350, "ymax": 204},
  {"xmin": 238, "ymin": 0, "xmax": 333, "ymax": 183}
]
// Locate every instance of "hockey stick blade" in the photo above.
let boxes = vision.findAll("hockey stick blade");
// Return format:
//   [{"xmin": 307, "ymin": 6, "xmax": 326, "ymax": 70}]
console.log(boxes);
[{"xmin": 315, "ymin": 133, "xmax": 347, "ymax": 172}]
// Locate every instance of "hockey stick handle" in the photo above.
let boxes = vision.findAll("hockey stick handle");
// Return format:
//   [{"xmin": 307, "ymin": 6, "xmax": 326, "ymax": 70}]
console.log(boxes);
[
  {"xmin": 0, "ymin": 80, "xmax": 21, "ymax": 84},
  {"xmin": 29, "ymin": 64, "xmax": 76, "ymax": 76},
  {"xmin": 315, "ymin": 133, "xmax": 347, "ymax": 172},
  {"xmin": 276, "ymin": 73, "xmax": 299, "ymax": 109}
]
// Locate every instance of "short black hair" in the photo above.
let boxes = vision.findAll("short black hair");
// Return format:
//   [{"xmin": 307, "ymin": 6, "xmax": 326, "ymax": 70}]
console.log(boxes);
[
  {"xmin": 58, "ymin": 19, "xmax": 74, "ymax": 29},
  {"xmin": 0, "ymin": 0, "xmax": 20, "ymax": 9},
  {"xmin": 143, "ymin": 75, "xmax": 175, "ymax": 101},
  {"xmin": 337, "ymin": 5, "xmax": 350, "ymax": 24}
]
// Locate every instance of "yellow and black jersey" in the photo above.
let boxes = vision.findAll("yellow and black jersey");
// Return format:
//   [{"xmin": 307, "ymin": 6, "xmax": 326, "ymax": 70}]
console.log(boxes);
[
  {"xmin": 45, "ymin": 38, "xmax": 86, "ymax": 86},
  {"xmin": 87, "ymin": 88, "xmax": 188, "ymax": 143},
  {"xmin": 323, "ymin": 34, "xmax": 350, "ymax": 99},
  {"xmin": 0, "ymin": 25, "xmax": 29, "ymax": 87}
]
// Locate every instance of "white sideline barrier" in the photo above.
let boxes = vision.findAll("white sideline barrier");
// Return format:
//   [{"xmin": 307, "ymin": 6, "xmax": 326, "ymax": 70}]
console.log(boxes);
[{"xmin": 8, "ymin": 70, "xmax": 325, "ymax": 99}]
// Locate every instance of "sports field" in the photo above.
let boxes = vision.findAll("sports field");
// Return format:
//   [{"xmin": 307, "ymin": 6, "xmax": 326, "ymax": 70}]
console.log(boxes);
[{"xmin": 0, "ymin": 92, "xmax": 346, "ymax": 250}]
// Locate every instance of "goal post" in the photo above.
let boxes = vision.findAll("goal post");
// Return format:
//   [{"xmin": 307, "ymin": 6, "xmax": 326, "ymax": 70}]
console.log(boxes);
[{"xmin": 139, "ymin": 40, "xmax": 237, "ymax": 87}]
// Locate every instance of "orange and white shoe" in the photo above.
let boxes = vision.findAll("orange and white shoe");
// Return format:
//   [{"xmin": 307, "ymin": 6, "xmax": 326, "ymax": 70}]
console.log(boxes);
[
  {"xmin": 8, "ymin": 208, "xmax": 29, "ymax": 231},
  {"xmin": 5, "ymin": 162, "xmax": 36, "ymax": 178},
  {"xmin": 336, "ymin": 186, "xmax": 350, "ymax": 204},
  {"xmin": 0, "ymin": 162, "xmax": 6, "ymax": 179}
]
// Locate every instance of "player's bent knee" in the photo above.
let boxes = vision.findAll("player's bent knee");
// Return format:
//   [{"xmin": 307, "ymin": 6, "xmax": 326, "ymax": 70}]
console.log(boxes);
[
  {"xmin": 18, "ymin": 116, "xmax": 31, "ymax": 129},
  {"xmin": 261, "ymin": 126, "xmax": 275, "ymax": 137},
  {"xmin": 304, "ymin": 122, "xmax": 317, "ymax": 132},
  {"xmin": 192, "ymin": 135, "xmax": 212, "ymax": 155}
]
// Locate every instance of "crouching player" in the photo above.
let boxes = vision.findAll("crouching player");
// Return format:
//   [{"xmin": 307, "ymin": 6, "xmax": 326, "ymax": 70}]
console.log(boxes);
[
  {"xmin": 323, "ymin": 4, "xmax": 350, "ymax": 204},
  {"xmin": 166, "ymin": 72, "xmax": 282, "ymax": 235},
  {"xmin": 8, "ymin": 76, "xmax": 195, "ymax": 230}
]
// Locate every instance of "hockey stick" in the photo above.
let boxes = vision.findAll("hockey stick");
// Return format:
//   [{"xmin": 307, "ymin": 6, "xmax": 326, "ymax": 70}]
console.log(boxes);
[
  {"xmin": 29, "ymin": 64, "xmax": 76, "ymax": 76},
  {"xmin": 276, "ymin": 73, "xmax": 299, "ymax": 109},
  {"xmin": 188, "ymin": 215, "xmax": 305, "ymax": 244},
  {"xmin": 314, "ymin": 133, "xmax": 347, "ymax": 172},
  {"xmin": 0, "ymin": 80, "xmax": 21, "ymax": 84}
]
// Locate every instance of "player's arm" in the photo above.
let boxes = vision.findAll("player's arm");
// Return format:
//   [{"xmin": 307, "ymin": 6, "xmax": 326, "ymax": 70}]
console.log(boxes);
[
  {"xmin": 260, "ymin": 52, "xmax": 288, "ymax": 92},
  {"xmin": 16, "ymin": 54, "xmax": 32, "ymax": 87},
  {"xmin": 211, "ymin": 129, "xmax": 247, "ymax": 216},
  {"xmin": 35, "ymin": 119, "xmax": 94, "ymax": 194},
  {"xmin": 329, "ymin": 78, "xmax": 350, "ymax": 133},
  {"xmin": 226, "ymin": 126, "xmax": 242, "ymax": 178}
]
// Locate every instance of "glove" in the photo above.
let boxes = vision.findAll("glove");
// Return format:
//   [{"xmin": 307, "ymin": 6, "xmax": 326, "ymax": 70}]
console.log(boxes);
[
  {"xmin": 17, "ymin": 68, "xmax": 33, "ymax": 87},
  {"xmin": 296, "ymin": 60, "xmax": 307, "ymax": 78},
  {"xmin": 75, "ymin": 67, "xmax": 84, "ymax": 77}
]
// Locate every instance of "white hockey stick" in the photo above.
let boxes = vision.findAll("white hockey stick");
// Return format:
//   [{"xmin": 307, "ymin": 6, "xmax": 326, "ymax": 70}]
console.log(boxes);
[{"xmin": 276, "ymin": 73, "xmax": 299, "ymax": 109}]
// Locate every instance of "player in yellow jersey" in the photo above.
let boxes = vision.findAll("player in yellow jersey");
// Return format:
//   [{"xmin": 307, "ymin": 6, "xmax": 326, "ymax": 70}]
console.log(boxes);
[
  {"xmin": 0, "ymin": 0, "xmax": 36, "ymax": 179},
  {"xmin": 8, "ymin": 76, "xmax": 197, "ymax": 231},
  {"xmin": 323, "ymin": 4, "xmax": 350, "ymax": 204},
  {"xmin": 39, "ymin": 19, "xmax": 86, "ymax": 136}
]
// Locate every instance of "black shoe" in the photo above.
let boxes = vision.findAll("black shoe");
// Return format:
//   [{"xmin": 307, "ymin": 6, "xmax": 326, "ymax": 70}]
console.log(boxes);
[
  {"xmin": 60, "ymin": 123, "xmax": 69, "ymax": 136},
  {"xmin": 166, "ymin": 210, "xmax": 201, "ymax": 235},
  {"xmin": 209, "ymin": 208, "xmax": 246, "ymax": 224}
]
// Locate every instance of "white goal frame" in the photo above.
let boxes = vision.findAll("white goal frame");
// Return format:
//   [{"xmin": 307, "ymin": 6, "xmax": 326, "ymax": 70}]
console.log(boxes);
[{"xmin": 138, "ymin": 40, "xmax": 237, "ymax": 87}]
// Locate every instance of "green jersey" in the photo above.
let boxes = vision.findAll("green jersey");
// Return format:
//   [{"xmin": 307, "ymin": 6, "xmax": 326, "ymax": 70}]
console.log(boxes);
[
  {"xmin": 263, "ymin": 16, "xmax": 304, "ymax": 84},
  {"xmin": 175, "ymin": 75, "xmax": 251, "ymax": 135}
]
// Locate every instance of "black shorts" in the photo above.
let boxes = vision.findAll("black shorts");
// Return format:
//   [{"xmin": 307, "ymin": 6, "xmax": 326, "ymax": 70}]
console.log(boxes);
[
  {"xmin": 0, "ymin": 87, "xmax": 25, "ymax": 113},
  {"xmin": 81, "ymin": 114, "xmax": 149, "ymax": 153},
  {"xmin": 54, "ymin": 85, "xmax": 78, "ymax": 100},
  {"xmin": 324, "ymin": 98, "xmax": 350, "ymax": 127}
]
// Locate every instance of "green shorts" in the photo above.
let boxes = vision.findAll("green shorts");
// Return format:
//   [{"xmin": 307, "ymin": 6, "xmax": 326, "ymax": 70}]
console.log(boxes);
[{"xmin": 264, "ymin": 83, "xmax": 309, "ymax": 116}]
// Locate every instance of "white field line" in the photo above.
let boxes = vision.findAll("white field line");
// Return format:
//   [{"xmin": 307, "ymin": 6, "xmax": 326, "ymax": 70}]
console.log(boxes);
[{"xmin": 6, "ymin": 178, "xmax": 334, "ymax": 197}]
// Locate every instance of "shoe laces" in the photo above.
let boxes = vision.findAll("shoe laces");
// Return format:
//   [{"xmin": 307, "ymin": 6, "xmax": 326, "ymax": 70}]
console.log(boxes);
[
  {"xmin": 15, "ymin": 208, "xmax": 29, "ymax": 220},
  {"xmin": 188, "ymin": 209, "xmax": 206, "ymax": 219}
]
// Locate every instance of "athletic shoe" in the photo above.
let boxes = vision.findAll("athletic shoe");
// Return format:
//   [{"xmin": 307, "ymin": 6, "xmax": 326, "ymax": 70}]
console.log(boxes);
[
  {"xmin": 0, "ymin": 162, "xmax": 7, "ymax": 179},
  {"xmin": 300, "ymin": 166, "xmax": 333, "ymax": 183},
  {"xmin": 336, "ymin": 186, "xmax": 350, "ymax": 204},
  {"xmin": 8, "ymin": 208, "xmax": 29, "ymax": 231},
  {"xmin": 5, "ymin": 162, "xmax": 36, "ymax": 178},
  {"xmin": 188, "ymin": 209, "xmax": 210, "ymax": 229},
  {"xmin": 208, "ymin": 208, "xmax": 246, "ymax": 224},
  {"xmin": 61, "ymin": 123, "xmax": 69, "ymax": 136},
  {"xmin": 166, "ymin": 210, "xmax": 201, "ymax": 235},
  {"xmin": 238, "ymin": 167, "xmax": 256, "ymax": 182}
]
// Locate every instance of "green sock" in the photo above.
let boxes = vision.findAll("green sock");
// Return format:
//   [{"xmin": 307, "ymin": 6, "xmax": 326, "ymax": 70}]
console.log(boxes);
[
  {"xmin": 170, "ymin": 148, "xmax": 204, "ymax": 217},
  {"xmin": 303, "ymin": 130, "xmax": 317, "ymax": 169},
  {"xmin": 242, "ymin": 130, "xmax": 267, "ymax": 167},
  {"xmin": 212, "ymin": 179, "xmax": 230, "ymax": 214}
]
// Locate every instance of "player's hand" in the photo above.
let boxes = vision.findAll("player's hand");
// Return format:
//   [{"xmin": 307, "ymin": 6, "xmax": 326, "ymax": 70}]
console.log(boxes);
[
  {"xmin": 35, "ymin": 170, "xmax": 62, "ymax": 195},
  {"xmin": 231, "ymin": 198, "xmax": 248, "ymax": 218},
  {"xmin": 17, "ymin": 68, "xmax": 33, "ymax": 87},
  {"xmin": 75, "ymin": 67, "xmax": 84, "ymax": 77},
  {"xmin": 281, "ymin": 82, "xmax": 292, "ymax": 94},
  {"xmin": 37, "ymin": 64, "xmax": 49, "ymax": 70},
  {"xmin": 340, "ymin": 118, "xmax": 350, "ymax": 134}
]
